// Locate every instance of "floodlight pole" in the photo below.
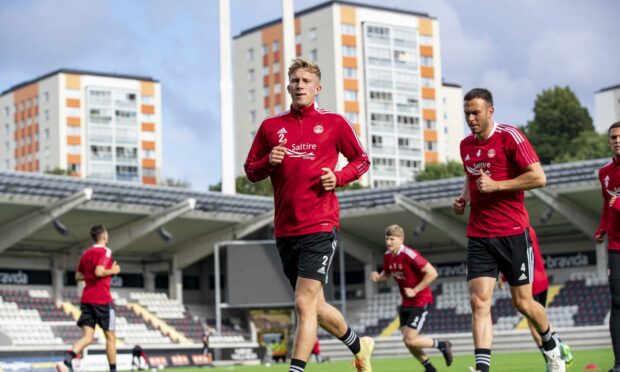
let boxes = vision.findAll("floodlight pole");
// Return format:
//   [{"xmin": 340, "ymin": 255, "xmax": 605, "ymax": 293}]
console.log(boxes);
[{"xmin": 219, "ymin": 0, "xmax": 235, "ymax": 194}]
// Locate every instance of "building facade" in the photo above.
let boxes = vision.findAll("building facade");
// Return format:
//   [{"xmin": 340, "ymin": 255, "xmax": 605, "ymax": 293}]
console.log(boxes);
[
  {"xmin": 0, "ymin": 69, "xmax": 162, "ymax": 185},
  {"xmin": 233, "ymin": 0, "xmax": 464, "ymax": 187},
  {"xmin": 595, "ymin": 84, "xmax": 620, "ymax": 133}
]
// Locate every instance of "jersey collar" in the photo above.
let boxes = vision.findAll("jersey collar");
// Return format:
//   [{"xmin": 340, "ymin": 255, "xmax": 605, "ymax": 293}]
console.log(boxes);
[{"xmin": 290, "ymin": 100, "xmax": 318, "ymax": 118}]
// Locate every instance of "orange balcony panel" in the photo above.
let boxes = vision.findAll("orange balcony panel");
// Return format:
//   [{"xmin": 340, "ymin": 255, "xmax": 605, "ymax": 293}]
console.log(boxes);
[
  {"xmin": 263, "ymin": 75, "xmax": 270, "ymax": 87},
  {"xmin": 35, "ymin": 160, "xmax": 39, "ymax": 171},
  {"xmin": 342, "ymin": 56, "xmax": 357, "ymax": 68},
  {"xmin": 264, "ymin": 96, "xmax": 270, "ymax": 108},
  {"xmin": 141, "ymin": 123, "xmax": 155, "ymax": 132},
  {"xmin": 419, "ymin": 18, "xmax": 433, "ymax": 36},
  {"xmin": 140, "ymin": 81, "xmax": 155, "ymax": 96},
  {"xmin": 67, "ymin": 135, "xmax": 81, "ymax": 145},
  {"xmin": 273, "ymin": 73, "xmax": 281, "ymax": 84},
  {"xmin": 353, "ymin": 123, "xmax": 361, "ymax": 135},
  {"xmin": 142, "ymin": 141, "xmax": 156, "ymax": 150},
  {"xmin": 141, "ymin": 104, "xmax": 155, "ymax": 114},
  {"xmin": 35, "ymin": 142, "xmax": 39, "ymax": 152},
  {"xmin": 422, "ymin": 88, "xmax": 436, "ymax": 100},
  {"xmin": 142, "ymin": 176, "xmax": 157, "ymax": 185},
  {"xmin": 423, "ymin": 109, "xmax": 436, "ymax": 121},
  {"xmin": 69, "ymin": 172, "xmax": 81, "ymax": 178},
  {"xmin": 341, "ymin": 5, "xmax": 357, "ymax": 23},
  {"xmin": 425, "ymin": 151, "xmax": 439, "ymax": 163},
  {"xmin": 275, "ymin": 93, "xmax": 282, "ymax": 105},
  {"xmin": 66, "ymin": 98, "xmax": 80, "ymax": 108},
  {"xmin": 67, "ymin": 154, "xmax": 81, "ymax": 164},
  {"xmin": 424, "ymin": 130, "xmax": 438, "ymax": 142},
  {"xmin": 263, "ymin": 55, "xmax": 269, "ymax": 66},
  {"xmin": 421, "ymin": 66, "xmax": 435, "ymax": 78},
  {"xmin": 67, "ymin": 117, "xmax": 81, "ymax": 126},
  {"xmin": 420, "ymin": 45, "xmax": 433, "ymax": 57},
  {"xmin": 341, "ymin": 35, "xmax": 356, "ymax": 46},
  {"xmin": 273, "ymin": 51, "xmax": 280, "ymax": 62},
  {"xmin": 344, "ymin": 101, "xmax": 359, "ymax": 113},
  {"xmin": 343, "ymin": 79, "xmax": 358, "ymax": 90},
  {"xmin": 142, "ymin": 158, "xmax": 156, "ymax": 168},
  {"xmin": 296, "ymin": 44, "xmax": 302, "ymax": 56},
  {"xmin": 65, "ymin": 74, "xmax": 81, "ymax": 89}
]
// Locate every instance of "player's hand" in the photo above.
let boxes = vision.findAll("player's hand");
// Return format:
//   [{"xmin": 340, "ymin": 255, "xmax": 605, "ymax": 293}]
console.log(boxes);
[
  {"xmin": 610, "ymin": 195, "xmax": 617, "ymax": 207},
  {"xmin": 452, "ymin": 197, "xmax": 466, "ymax": 215},
  {"xmin": 111, "ymin": 261, "xmax": 121, "ymax": 275},
  {"xmin": 594, "ymin": 229, "xmax": 606, "ymax": 243},
  {"xmin": 320, "ymin": 168, "xmax": 337, "ymax": 191},
  {"xmin": 269, "ymin": 139, "xmax": 287, "ymax": 166},
  {"xmin": 403, "ymin": 287, "xmax": 417, "ymax": 298},
  {"xmin": 370, "ymin": 271, "xmax": 380, "ymax": 282},
  {"xmin": 477, "ymin": 171, "xmax": 498, "ymax": 193}
]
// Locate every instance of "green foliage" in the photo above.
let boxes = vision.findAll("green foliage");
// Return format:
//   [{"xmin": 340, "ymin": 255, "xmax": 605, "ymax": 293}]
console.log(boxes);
[
  {"xmin": 162, "ymin": 177, "xmax": 191, "ymax": 188},
  {"xmin": 44, "ymin": 167, "xmax": 70, "ymax": 176},
  {"xmin": 555, "ymin": 130, "xmax": 610, "ymax": 163},
  {"xmin": 338, "ymin": 181, "xmax": 366, "ymax": 192},
  {"xmin": 236, "ymin": 175, "xmax": 274, "ymax": 196},
  {"xmin": 525, "ymin": 86, "xmax": 594, "ymax": 164},
  {"xmin": 415, "ymin": 160, "xmax": 464, "ymax": 181}
]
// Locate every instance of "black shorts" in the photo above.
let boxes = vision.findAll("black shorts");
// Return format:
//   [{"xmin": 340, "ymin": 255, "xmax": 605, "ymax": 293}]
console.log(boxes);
[
  {"xmin": 467, "ymin": 229, "xmax": 533, "ymax": 286},
  {"xmin": 398, "ymin": 305, "xmax": 429, "ymax": 330},
  {"xmin": 276, "ymin": 228, "xmax": 338, "ymax": 289},
  {"xmin": 533, "ymin": 289, "xmax": 548, "ymax": 308},
  {"xmin": 77, "ymin": 303, "xmax": 115, "ymax": 331}
]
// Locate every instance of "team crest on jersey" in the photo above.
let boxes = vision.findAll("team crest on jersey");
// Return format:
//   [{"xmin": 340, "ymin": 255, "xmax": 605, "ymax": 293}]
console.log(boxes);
[
  {"xmin": 488, "ymin": 149, "xmax": 496, "ymax": 158},
  {"xmin": 476, "ymin": 149, "xmax": 481, "ymax": 157},
  {"xmin": 313, "ymin": 124, "xmax": 324, "ymax": 134}
]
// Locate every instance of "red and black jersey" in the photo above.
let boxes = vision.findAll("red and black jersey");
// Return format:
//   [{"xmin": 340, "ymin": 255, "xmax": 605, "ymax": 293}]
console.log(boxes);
[
  {"xmin": 245, "ymin": 101, "xmax": 369, "ymax": 238},
  {"xmin": 529, "ymin": 227, "xmax": 549, "ymax": 295},
  {"xmin": 382, "ymin": 246, "xmax": 433, "ymax": 307},
  {"xmin": 597, "ymin": 157, "xmax": 620, "ymax": 251},
  {"xmin": 77, "ymin": 244, "xmax": 113, "ymax": 304},
  {"xmin": 460, "ymin": 122, "xmax": 539, "ymax": 237}
]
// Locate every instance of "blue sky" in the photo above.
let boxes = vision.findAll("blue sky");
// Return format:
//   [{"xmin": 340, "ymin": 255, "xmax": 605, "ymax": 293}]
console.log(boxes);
[{"xmin": 1, "ymin": 0, "xmax": 618, "ymax": 190}]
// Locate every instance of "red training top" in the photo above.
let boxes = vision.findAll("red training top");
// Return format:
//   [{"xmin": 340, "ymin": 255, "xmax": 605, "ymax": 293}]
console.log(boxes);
[
  {"xmin": 382, "ymin": 246, "xmax": 434, "ymax": 307},
  {"xmin": 596, "ymin": 157, "xmax": 620, "ymax": 251},
  {"xmin": 245, "ymin": 102, "xmax": 369, "ymax": 238},
  {"xmin": 529, "ymin": 227, "xmax": 549, "ymax": 295},
  {"xmin": 77, "ymin": 244, "xmax": 114, "ymax": 304},
  {"xmin": 460, "ymin": 123, "xmax": 539, "ymax": 237}
]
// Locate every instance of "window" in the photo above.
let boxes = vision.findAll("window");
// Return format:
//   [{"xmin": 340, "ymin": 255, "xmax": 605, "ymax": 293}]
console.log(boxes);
[
  {"xmin": 44, "ymin": 128, "xmax": 50, "ymax": 139},
  {"xmin": 421, "ymin": 77, "xmax": 434, "ymax": 88},
  {"xmin": 4, "ymin": 124, "xmax": 8, "ymax": 135},
  {"xmin": 370, "ymin": 91, "xmax": 392, "ymax": 101},
  {"xmin": 67, "ymin": 126, "xmax": 80, "ymax": 135},
  {"xmin": 422, "ymin": 99, "xmax": 436, "ymax": 109},
  {"xmin": 295, "ymin": 33, "xmax": 301, "ymax": 44},
  {"xmin": 342, "ymin": 45, "xmax": 356, "ymax": 57},
  {"xmin": 248, "ymin": 89, "xmax": 255, "ymax": 102},
  {"xmin": 5, "ymin": 159, "xmax": 9, "ymax": 170},
  {"xmin": 262, "ymin": 44, "xmax": 268, "ymax": 56},
  {"xmin": 66, "ymin": 89, "xmax": 81, "ymax": 99},
  {"xmin": 341, "ymin": 23, "xmax": 355, "ymax": 35},
  {"xmin": 273, "ymin": 62, "xmax": 280, "ymax": 73},
  {"xmin": 400, "ymin": 159, "xmax": 421, "ymax": 169},
  {"xmin": 142, "ymin": 131, "xmax": 156, "ymax": 141},
  {"xmin": 142, "ymin": 113, "xmax": 155, "ymax": 122},
  {"xmin": 35, "ymin": 96, "xmax": 39, "ymax": 106},
  {"xmin": 4, "ymin": 142, "xmax": 8, "ymax": 152},
  {"xmin": 425, "ymin": 141, "xmax": 437, "ymax": 151},
  {"xmin": 344, "ymin": 90, "xmax": 358, "ymax": 101},
  {"xmin": 309, "ymin": 27, "xmax": 317, "ymax": 40},
  {"xmin": 421, "ymin": 56, "xmax": 433, "ymax": 66},
  {"xmin": 249, "ymin": 110, "xmax": 256, "ymax": 123},
  {"xmin": 3, "ymin": 106, "xmax": 8, "ymax": 117},
  {"xmin": 19, "ymin": 101, "xmax": 24, "ymax": 111},
  {"xmin": 345, "ymin": 112, "xmax": 359, "ymax": 123},
  {"xmin": 310, "ymin": 49, "xmax": 318, "ymax": 62},
  {"xmin": 274, "ymin": 84, "xmax": 281, "ymax": 94},
  {"xmin": 66, "ymin": 107, "xmax": 81, "ymax": 118},
  {"xmin": 425, "ymin": 120, "xmax": 436, "ymax": 130},
  {"xmin": 142, "ymin": 95, "xmax": 155, "ymax": 104},
  {"xmin": 143, "ymin": 149, "xmax": 155, "ymax": 158},
  {"xmin": 372, "ymin": 135, "xmax": 383, "ymax": 147},
  {"xmin": 397, "ymin": 115, "xmax": 419, "ymax": 125},
  {"xmin": 44, "ymin": 92, "xmax": 49, "ymax": 102},
  {"xmin": 367, "ymin": 25, "xmax": 389, "ymax": 40},
  {"xmin": 264, "ymin": 108, "xmax": 270, "ymax": 117},
  {"xmin": 420, "ymin": 35, "xmax": 433, "ymax": 45},
  {"xmin": 67, "ymin": 145, "xmax": 81, "ymax": 154},
  {"xmin": 27, "ymin": 98, "xmax": 32, "ymax": 108},
  {"xmin": 343, "ymin": 67, "xmax": 357, "ymax": 78},
  {"xmin": 263, "ymin": 87, "xmax": 270, "ymax": 97},
  {"xmin": 263, "ymin": 66, "xmax": 269, "ymax": 76},
  {"xmin": 248, "ymin": 69, "xmax": 255, "ymax": 82},
  {"xmin": 273, "ymin": 40, "xmax": 280, "ymax": 52},
  {"xmin": 44, "ymin": 110, "xmax": 50, "ymax": 121},
  {"xmin": 247, "ymin": 48, "xmax": 254, "ymax": 61},
  {"xmin": 143, "ymin": 168, "xmax": 156, "ymax": 177},
  {"xmin": 394, "ymin": 50, "xmax": 416, "ymax": 67}
]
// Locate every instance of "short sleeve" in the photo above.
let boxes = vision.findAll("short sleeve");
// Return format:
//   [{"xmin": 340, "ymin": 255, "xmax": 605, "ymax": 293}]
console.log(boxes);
[{"xmin": 504, "ymin": 126, "xmax": 539, "ymax": 170}]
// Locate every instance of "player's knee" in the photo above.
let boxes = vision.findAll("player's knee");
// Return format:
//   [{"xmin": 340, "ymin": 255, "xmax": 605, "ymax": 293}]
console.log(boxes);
[
  {"xmin": 512, "ymin": 296, "xmax": 533, "ymax": 315},
  {"xmin": 469, "ymin": 294, "xmax": 489, "ymax": 313},
  {"xmin": 105, "ymin": 331, "xmax": 117, "ymax": 343},
  {"xmin": 294, "ymin": 297, "xmax": 316, "ymax": 317}
]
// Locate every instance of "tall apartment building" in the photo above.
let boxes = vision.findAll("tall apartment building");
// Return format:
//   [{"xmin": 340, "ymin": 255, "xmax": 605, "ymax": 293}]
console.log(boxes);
[
  {"xmin": 595, "ymin": 84, "xmax": 620, "ymax": 133},
  {"xmin": 0, "ymin": 69, "xmax": 162, "ymax": 184},
  {"xmin": 233, "ymin": 0, "xmax": 464, "ymax": 187}
]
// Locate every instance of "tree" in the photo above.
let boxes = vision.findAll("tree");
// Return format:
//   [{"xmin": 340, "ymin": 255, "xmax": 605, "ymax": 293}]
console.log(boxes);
[
  {"xmin": 45, "ymin": 168, "xmax": 70, "ymax": 176},
  {"xmin": 236, "ymin": 175, "xmax": 273, "ymax": 196},
  {"xmin": 554, "ymin": 130, "xmax": 610, "ymax": 163},
  {"xmin": 415, "ymin": 160, "xmax": 464, "ymax": 181},
  {"xmin": 162, "ymin": 177, "xmax": 191, "ymax": 188},
  {"xmin": 525, "ymin": 86, "xmax": 593, "ymax": 164}
]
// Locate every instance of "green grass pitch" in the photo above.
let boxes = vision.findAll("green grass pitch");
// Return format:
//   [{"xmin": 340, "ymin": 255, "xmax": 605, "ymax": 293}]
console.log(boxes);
[{"xmin": 175, "ymin": 348, "xmax": 612, "ymax": 371}]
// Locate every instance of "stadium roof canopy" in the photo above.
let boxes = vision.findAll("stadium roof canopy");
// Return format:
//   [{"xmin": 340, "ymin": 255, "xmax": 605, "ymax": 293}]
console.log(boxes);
[{"xmin": 0, "ymin": 158, "xmax": 609, "ymax": 269}]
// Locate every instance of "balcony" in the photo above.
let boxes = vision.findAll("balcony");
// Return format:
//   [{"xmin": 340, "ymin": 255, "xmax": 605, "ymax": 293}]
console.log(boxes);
[
  {"xmin": 369, "ymin": 123, "xmax": 394, "ymax": 134},
  {"xmin": 398, "ymin": 147, "xmax": 422, "ymax": 157},
  {"xmin": 371, "ymin": 145, "xmax": 396, "ymax": 156},
  {"xmin": 372, "ymin": 167, "xmax": 397, "ymax": 177}
]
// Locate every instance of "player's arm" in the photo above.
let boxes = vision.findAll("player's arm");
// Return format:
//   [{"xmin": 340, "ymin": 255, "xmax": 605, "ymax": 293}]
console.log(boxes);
[
  {"xmin": 333, "ymin": 118, "xmax": 370, "ymax": 188},
  {"xmin": 452, "ymin": 178, "xmax": 470, "ymax": 215},
  {"xmin": 244, "ymin": 125, "xmax": 280, "ymax": 182},
  {"xmin": 477, "ymin": 161, "xmax": 546, "ymax": 193},
  {"xmin": 369, "ymin": 271, "xmax": 390, "ymax": 282},
  {"xmin": 595, "ymin": 175, "xmax": 610, "ymax": 242},
  {"xmin": 404, "ymin": 263, "xmax": 438, "ymax": 298},
  {"xmin": 95, "ymin": 260, "xmax": 121, "ymax": 278},
  {"xmin": 75, "ymin": 271, "xmax": 85, "ymax": 281}
]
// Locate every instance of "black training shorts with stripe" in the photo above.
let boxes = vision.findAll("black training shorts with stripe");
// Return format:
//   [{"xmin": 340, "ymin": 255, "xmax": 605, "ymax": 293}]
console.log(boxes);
[
  {"xmin": 77, "ymin": 302, "xmax": 116, "ymax": 331},
  {"xmin": 276, "ymin": 227, "xmax": 338, "ymax": 289},
  {"xmin": 399, "ymin": 305, "xmax": 429, "ymax": 330},
  {"xmin": 466, "ymin": 228, "xmax": 533, "ymax": 286}
]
